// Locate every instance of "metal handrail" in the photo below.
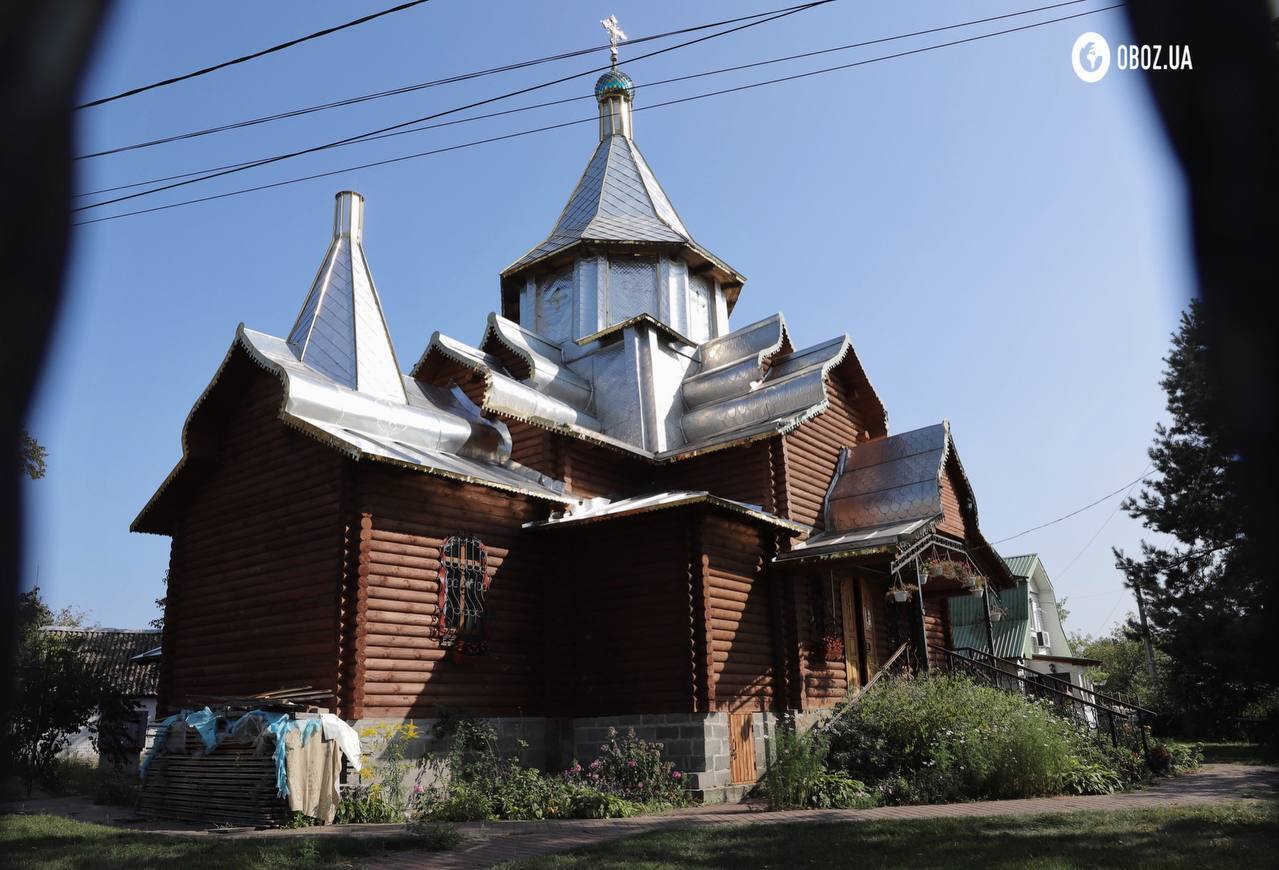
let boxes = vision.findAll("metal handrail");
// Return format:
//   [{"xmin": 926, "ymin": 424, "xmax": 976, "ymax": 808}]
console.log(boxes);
[
  {"xmin": 950, "ymin": 646, "xmax": 1158, "ymax": 716},
  {"xmin": 814, "ymin": 642, "xmax": 910, "ymax": 735}
]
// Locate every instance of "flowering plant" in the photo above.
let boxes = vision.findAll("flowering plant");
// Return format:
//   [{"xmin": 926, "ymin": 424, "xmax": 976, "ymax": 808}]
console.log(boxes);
[{"xmin": 565, "ymin": 727, "xmax": 686, "ymax": 805}]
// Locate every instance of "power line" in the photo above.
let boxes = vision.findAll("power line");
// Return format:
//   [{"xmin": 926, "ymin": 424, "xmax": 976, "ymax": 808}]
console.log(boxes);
[
  {"xmin": 77, "ymin": 0, "xmax": 437, "ymax": 110},
  {"xmin": 75, "ymin": 1, "xmax": 834, "ymax": 213},
  {"xmin": 76, "ymin": 2, "xmax": 837, "ymax": 160},
  {"xmin": 75, "ymin": 0, "xmax": 1097, "ymax": 202},
  {"xmin": 1055, "ymin": 463, "xmax": 1153, "ymax": 581},
  {"xmin": 992, "ymin": 465, "xmax": 1151, "ymax": 546},
  {"xmin": 75, "ymin": 3, "xmax": 1124, "ymax": 227}
]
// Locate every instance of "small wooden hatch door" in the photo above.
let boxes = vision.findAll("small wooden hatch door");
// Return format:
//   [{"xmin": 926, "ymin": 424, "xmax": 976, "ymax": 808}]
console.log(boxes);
[{"xmin": 728, "ymin": 712, "xmax": 757, "ymax": 784}]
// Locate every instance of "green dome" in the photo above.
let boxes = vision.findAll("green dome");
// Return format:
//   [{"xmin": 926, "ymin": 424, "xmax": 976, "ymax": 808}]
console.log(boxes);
[{"xmin": 594, "ymin": 69, "xmax": 634, "ymax": 101}]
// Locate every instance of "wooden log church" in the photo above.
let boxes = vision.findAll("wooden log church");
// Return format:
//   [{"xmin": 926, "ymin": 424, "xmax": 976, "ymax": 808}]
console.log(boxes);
[{"xmin": 134, "ymin": 64, "xmax": 1012, "ymax": 800}]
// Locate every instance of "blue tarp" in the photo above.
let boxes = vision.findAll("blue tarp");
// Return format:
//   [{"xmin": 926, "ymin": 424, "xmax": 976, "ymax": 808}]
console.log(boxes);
[{"xmin": 138, "ymin": 708, "xmax": 330, "ymax": 799}]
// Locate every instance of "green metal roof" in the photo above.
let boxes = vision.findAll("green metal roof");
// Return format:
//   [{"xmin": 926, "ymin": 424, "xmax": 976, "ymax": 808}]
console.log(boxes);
[
  {"xmin": 1001, "ymin": 553, "xmax": 1040, "ymax": 580},
  {"xmin": 948, "ymin": 583, "xmax": 1032, "ymax": 659}
]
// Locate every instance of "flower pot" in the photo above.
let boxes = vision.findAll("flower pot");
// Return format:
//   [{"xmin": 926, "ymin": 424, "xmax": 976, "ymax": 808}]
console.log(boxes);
[
  {"xmin": 968, "ymin": 586, "xmax": 985, "ymax": 597},
  {"xmin": 891, "ymin": 588, "xmax": 910, "ymax": 603},
  {"xmin": 928, "ymin": 563, "xmax": 944, "ymax": 578},
  {"xmin": 990, "ymin": 610, "xmax": 1004, "ymax": 623},
  {"xmin": 821, "ymin": 634, "xmax": 844, "ymax": 661}
]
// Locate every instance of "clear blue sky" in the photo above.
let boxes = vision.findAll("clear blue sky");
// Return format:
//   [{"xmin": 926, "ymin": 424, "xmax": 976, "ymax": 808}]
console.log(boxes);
[{"xmin": 25, "ymin": 0, "xmax": 1193, "ymax": 639}]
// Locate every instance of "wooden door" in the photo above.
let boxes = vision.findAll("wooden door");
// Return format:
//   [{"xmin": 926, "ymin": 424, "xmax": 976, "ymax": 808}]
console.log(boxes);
[
  {"xmin": 728, "ymin": 712, "xmax": 757, "ymax": 784},
  {"xmin": 860, "ymin": 577, "xmax": 880, "ymax": 675},
  {"xmin": 840, "ymin": 578, "xmax": 862, "ymax": 692}
]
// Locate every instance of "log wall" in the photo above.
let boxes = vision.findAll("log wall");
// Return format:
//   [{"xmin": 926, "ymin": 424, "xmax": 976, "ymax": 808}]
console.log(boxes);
[
  {"xmin": 923, "ymin": 595, "xmax": 952, "ymax": 670},
  {"xmin": 792, "ymin": 574, "xmax": 848, "ymax": 709},
  {"xmin": 780, "ymin": 373, "xmax": 866, "ymax": 529},
  {"xmin": 700, "ymin": 515, "xmax": 776, "ymax": 713},
  {"xmin": 659, "ymin": 441, "xmax": 781, "ymax": 513},
  {"xmin": 938, "ymin": 462, "xmax": 966, "ymax": 538},
  {"xmin": 545, "ymin": 512, "xmax": 697, "ymax": 716},
  {"xmin": 354, "ymin": 466, "xmax": 546, "ymax": 718},
  {"xmin": 159, "ymin": 357, "xmax": 346, "ymax": 712}
]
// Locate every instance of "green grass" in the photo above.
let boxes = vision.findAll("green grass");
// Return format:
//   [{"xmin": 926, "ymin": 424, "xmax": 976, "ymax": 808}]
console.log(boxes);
[
  {"xmin": 0, "ymin": 813, "xmax": 456, "ymax": 869},
  {"xmin": 498, "ymin": 802, "xmax": 1278, "ymax": 870},
  {"xmin": 1199, "ymin": 743, "xmax": 1276, "ymax": 766}
]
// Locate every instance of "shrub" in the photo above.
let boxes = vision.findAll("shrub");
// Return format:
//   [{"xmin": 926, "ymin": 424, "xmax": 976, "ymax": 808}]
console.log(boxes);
[
  {"xmin": 355, "ymin": 722, "xmax": 421, "ymax": 818},
  {"xmin": 334, "ymin": 784, "xmax": 400, "ymax": 824},
  {"xmin": 809, "ymin": 771, "xmax": 875, "ymax": 809},
  {"xmin": 412, "ymin": 720, "xmax": 680, "ymax": 822},
  {"xmin": 825, "ymin": 674, "xmax": 1137, "ymax": 804},
  {"xmin": 762, "ymin": 725, "xmax": 831, "ymax": 809},
  {"xmin": 565, "ymin": 728, "xmax": 687, "ymax": 807}
]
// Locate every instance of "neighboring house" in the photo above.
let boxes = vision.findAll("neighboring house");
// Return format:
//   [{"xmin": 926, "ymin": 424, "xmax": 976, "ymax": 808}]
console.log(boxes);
[
  {"xmin": 132, "ymin": 65, "xmax": 1015, "ymax": 800},
  {"xmin": 42, "ymin": 627, "xmax": 160, "ymax": 765},
  {"xmin": 949, "ymin": 554, "xmax": 1099, "ymax": 694}
]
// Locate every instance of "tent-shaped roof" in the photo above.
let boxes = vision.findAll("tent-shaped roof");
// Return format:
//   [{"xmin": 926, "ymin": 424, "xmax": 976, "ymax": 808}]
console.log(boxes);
[{"xmin": 501, "ymin": 68, "xmax": 740, "ymax": 287}]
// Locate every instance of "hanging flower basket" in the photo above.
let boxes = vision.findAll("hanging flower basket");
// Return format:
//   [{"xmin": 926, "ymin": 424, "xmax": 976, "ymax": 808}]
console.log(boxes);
[
  {"xmin": 968, "ymin": 584, "xmax": 985, "ymax": 597},
  {"xmin": 928, "ymin": 559, "xmax": 945, "ymax": 578},
  {"xmin": 990, "ymin": 606, "xmax": 1006, "ymax": 623},
  {"xmin": 821, "ymin": 633, "xmax": 845, "ymax": 661},
  {"xmin": 887, "ymin": 584, "xmax": 912, "ymax": 604}
]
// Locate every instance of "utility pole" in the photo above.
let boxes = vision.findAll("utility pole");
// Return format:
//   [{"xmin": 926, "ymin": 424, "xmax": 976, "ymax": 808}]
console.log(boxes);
[{"xmin": 1132, "ymin": 582, "xmax": 1158, "ymax": 684}]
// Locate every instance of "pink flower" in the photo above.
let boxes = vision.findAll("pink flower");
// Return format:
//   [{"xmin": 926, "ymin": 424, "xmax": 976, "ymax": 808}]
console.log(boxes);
[
  {"xmin": 672, "ymin": 771, "xmax": 682, "ymax": 780},
  {"xmin": 626, "ymin": 760, "xmax": 637, "ymax": 768}
]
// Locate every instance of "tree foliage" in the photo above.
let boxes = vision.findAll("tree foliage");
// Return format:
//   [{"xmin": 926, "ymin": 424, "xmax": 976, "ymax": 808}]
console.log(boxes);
[
  {"xmin": 4, "ymin": 589, "xmax": 134, "ymax": 794},
  {"xmin": 19, "ymin": 430, "xmax": 46, "ymax": 479},
  {"xmin": 1070, "ymin": 623, "xmax": 1172, "ymax": 711},
  {"xmin": 1114, "ymin": 300, "xmax": 1266, "ymax": 731}
]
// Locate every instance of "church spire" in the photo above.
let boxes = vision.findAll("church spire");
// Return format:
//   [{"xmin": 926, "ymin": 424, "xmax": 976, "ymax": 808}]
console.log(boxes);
[
  {"xmin": 596, "ymin": 15, "xmax": 633, "ymax": 140},
  {"xmin": 286, "ymin": 191, "xmax": 407, "ymax": 403}
]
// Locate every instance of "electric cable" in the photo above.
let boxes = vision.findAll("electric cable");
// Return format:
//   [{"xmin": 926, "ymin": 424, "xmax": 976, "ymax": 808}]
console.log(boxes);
[{"xmin": 77, "ymin": 0, "xmax": 438, "ymax": 110}]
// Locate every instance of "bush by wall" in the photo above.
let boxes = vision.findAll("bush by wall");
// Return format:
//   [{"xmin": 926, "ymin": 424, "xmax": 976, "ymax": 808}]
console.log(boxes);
[
  {"xmin": 825, "ymin": 675, "xmax": 1153, "ymax": 804},
  {"xmin": 412, "ymin": 721, "xmax": 687, "ymax": 822}
]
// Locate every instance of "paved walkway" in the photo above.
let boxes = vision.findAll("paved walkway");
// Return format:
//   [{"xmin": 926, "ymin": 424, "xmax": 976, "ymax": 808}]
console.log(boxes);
[{"xmin": 368, "ymin": 763, "xmax": 1278, "ymax": 869}]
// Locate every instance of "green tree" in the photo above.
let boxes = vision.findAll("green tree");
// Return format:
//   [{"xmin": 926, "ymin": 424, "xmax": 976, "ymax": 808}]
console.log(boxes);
[
  {"xmin": 1070, "ymin": 623, "xmax": 1172, "ymax": 711},
  {"xmin": 19, "ymin": 430, "xmax": 46, "ymax": 479},
  {"xmin": 5, "ymin": 589, "xmax": 134, "ymax": 794},
  {"xmin": 1114, "ymin": 300, "xmax": 1267, "ymax": 732}
]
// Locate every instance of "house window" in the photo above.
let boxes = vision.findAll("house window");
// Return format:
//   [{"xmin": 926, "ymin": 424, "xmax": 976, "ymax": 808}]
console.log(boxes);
[{"xmin": 437, "ymin": 534, "xmax": 490, "ymax": 655}]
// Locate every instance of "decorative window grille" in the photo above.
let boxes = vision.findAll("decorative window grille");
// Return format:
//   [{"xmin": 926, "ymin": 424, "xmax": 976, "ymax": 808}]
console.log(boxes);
[{"xmin": 437, "ymin": 534, "xmax": 490, "ymax": 656}]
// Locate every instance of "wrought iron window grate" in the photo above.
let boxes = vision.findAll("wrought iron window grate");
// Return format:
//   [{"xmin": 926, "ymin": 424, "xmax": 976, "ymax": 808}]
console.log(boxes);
[{"xmin": 437, "ymin": 534, "xmax": 490, "ymax": 655}]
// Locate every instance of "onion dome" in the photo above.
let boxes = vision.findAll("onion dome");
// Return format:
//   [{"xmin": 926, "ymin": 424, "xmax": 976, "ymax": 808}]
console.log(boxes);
[{"xmin": 594, "ymin": 69, "xmax": 634, "ymax": 102}]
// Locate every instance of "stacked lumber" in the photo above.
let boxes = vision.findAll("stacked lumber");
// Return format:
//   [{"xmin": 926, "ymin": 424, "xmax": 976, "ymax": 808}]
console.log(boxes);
[{"xmin": 138, "ymin": 723, "xmax": 287, "ymax": 827}]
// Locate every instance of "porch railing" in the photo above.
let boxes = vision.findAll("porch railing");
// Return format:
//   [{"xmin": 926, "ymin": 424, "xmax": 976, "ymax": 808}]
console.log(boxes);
[
  {"xmin": 939, "ymin": 647, "xmax": 1152, "ymax": 752},
  {"xmin": 814, "ymin": 642, "xmax": 911, "ymax": 736}
]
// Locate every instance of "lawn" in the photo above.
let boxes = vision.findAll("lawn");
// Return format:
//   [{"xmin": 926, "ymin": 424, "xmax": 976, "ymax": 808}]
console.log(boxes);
[
  {"xmin": 499, "ymin": 802, "xmax": 1278, "ymax": 870},
  {"xmin": 0, "ymin": 813, "xmax": 454, "ymax": 870}
]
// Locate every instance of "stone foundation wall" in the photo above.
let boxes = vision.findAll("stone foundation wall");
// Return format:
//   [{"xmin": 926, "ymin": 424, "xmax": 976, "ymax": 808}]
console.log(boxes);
[{"xmin": 351, "ymin": 709, "xmax": 833, "ymax": 804}]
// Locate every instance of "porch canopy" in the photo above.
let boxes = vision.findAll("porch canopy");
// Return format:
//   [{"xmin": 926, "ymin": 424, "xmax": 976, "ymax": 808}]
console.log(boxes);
[{"xmin": 774, "ymin": 421, "xmax": 1014, "ymax": 668}]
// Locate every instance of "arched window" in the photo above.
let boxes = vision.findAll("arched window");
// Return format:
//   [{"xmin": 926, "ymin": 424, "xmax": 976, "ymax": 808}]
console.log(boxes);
[{"xmin": 437, "ymin": 534, "xmax": 490, "ymax": 655}]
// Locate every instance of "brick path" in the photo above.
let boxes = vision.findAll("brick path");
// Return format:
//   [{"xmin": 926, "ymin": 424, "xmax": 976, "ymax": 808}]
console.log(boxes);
[{"xmin": 367, "ymin": 763, "xmax": 1278, "ymax": 870}]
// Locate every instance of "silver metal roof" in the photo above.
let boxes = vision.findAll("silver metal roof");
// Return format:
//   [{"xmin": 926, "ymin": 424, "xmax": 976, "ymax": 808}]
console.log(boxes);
[
  {"xmin": 827, "ymin": 422, "xmax": 951, "ymax": 531},
  {"xmin": 413, "ymin": 310, "xmax": 886, "ymax": 463},
  {"xmin": 775, "ymin": 517, "xmax": 933, "ymax": 563},
  {"xmin": 524, "ymin": 490, "xmax": 808, "ymax": 534},
  {"xmin": 287, "ymin": 192, "xmax": 407, "ymax": 403},
  {"xmin": 502, "ymin": 68, "xmax": 738, "ymax": 281}
]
